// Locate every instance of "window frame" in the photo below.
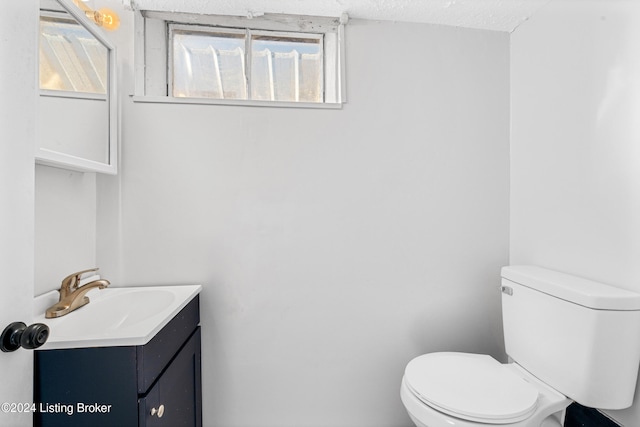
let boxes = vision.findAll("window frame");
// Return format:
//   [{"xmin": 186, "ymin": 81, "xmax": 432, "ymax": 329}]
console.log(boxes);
[
  {"xmin": 134, "ymin": 10, "xmax": 347, "ymax": 109},
  {"xmin": 168, "ymin": 24, "xmax": 325, "ymax": 102}
]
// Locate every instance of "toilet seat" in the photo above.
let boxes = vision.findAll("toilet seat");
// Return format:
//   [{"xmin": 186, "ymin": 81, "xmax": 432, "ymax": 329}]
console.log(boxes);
[{"xmin": 404, "ymin": 352, "xmax": 539, "ymax": 424}]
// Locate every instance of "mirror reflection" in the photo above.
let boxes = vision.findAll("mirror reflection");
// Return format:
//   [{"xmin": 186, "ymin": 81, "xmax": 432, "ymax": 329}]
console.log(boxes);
[
  {"xmin": 37, "ymin": 0, "xmax": 116, "ymax": 174},
  {"xmin": 39, "ymin": 14, "xmax": 108, "ymax": 94}
]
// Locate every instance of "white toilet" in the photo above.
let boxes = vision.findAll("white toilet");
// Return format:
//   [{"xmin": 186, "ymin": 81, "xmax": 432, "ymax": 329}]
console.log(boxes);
[{"xmin": 401, "ymin": 265, "xmax": 640, "ymax": 427}]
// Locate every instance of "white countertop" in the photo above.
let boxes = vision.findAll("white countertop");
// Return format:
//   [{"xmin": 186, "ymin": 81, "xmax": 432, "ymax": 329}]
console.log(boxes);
[{"xmin": 34, "ymin": 284, "xmax": 202, "ymax": 350}]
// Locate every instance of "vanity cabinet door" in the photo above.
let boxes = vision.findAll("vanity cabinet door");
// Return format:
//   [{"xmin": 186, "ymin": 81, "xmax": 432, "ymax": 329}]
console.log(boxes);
[
  {"xmin": 35, "ymin": 346, "xmax": 139, "ymax": 426},
  {"xmin": 139, "ymin": 328, "xmax": 202, "ymax": 427}
]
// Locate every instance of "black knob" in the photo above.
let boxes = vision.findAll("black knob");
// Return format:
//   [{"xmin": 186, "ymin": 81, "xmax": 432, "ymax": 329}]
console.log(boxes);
[
  {"xmin": 21, "ymin": 323, "xmax": 50, "ymax": 350},
  {"xmin": 1, "ymin": 322, "xmax": 26, "ymax": 352},
  {"xmin": 1, "ymin": 322, "xmax": 50, "ymax": 352}
]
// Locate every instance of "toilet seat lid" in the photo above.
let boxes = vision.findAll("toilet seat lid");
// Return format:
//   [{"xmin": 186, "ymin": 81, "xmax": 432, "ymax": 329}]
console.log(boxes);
[{"xmin": 404, "ymin": 352, "xmax": 539, "ymax": 424}]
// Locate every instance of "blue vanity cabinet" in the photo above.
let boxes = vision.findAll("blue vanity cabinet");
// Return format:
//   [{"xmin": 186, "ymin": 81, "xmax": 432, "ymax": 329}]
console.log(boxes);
[{"xmin": 34, "ymin": 295, "xmax": 202, "ymax": 427}]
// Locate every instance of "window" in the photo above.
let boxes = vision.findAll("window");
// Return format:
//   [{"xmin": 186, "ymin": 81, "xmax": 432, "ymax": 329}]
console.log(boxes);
[
  {"xmin": 136, "ymin": 11, "xmax": 346, "ymax": 107},
  {"xmin": 39, "ymin": 13, "xmax": 108, "ymax": 95},
  {"xmin": 171, "ymin": 27, "xmax": 323, "ymax": 102}
]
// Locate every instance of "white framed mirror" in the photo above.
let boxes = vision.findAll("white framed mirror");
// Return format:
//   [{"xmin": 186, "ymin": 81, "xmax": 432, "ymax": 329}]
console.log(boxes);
[{"xmin": 37, "ymin": 0, "xmax": 117, "ymax": 174}]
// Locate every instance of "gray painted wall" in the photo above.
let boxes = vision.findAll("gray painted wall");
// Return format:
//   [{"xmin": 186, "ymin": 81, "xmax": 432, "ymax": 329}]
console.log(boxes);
[
  {"xmin": 35, "ymin": 166, "xmax": 97, "ymax": 295},
  {"xmin": 33, "ymin": 2, "xmax": 511, "ymax": 426},
  {"xmin": 95, "ymin": 15, "xmax": 510, "ymax": 427}
]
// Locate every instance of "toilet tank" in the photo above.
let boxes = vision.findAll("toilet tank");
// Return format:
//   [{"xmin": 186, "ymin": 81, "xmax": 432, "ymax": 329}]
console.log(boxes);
[{"xmin": 501, "ymin": 265, "xmax": 640, "ymax": 409}]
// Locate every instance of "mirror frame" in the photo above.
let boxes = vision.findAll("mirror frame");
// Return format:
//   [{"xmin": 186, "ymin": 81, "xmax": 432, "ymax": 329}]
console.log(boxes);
[{"xmin": 36, "ymin": 0, "xmax": 118, "ymax": 174}]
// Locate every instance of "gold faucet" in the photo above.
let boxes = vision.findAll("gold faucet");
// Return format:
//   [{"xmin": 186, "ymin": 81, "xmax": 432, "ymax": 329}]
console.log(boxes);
[{"xmin": 45, "ymin": 268, "xmax": 110, "ymax": 318}]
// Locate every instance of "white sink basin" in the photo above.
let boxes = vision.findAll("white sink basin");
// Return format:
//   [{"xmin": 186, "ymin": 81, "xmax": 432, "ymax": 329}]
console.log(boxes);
[{"xmin": 34, "ymin": 285, "xmax": 201, "ymax": 350}]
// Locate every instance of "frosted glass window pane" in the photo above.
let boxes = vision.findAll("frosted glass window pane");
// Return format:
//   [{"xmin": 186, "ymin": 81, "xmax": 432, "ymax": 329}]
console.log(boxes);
[
  {"xmin": 169, "ymin": 26, "xmax": 326, "ymax": 103},
  {"xmin": 251, "ymin": 36, "xmax": 322, "ymax": 103},
  {"xmin": 172, "ymin": 31, "xmax": 247, "ymax": 99},
  {"xmin": 39, "ymin": 16, "xmax": 108, "ymax": 94}
]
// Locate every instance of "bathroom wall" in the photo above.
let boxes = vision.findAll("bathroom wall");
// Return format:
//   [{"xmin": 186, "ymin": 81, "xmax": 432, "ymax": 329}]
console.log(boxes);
[
  {"xmin": 97, "ymin": 9, "xmax": 510, "ymax": 427},
  {"xmin": 0, "ymin": 1, "xmax": 37, "ymax": 425},
  {"xmin": 35, "ymin": 166, "xmax": 97, "ymax": 295},
  {"xmin": 510, "ymin": 0, "xmax": 640, "ymax": 425}
]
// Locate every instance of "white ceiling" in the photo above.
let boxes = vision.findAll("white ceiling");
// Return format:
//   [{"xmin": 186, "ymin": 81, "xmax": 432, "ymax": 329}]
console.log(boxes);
[{"xmin": 128, "ymin": 0, "xmax": 553, "ymax": 33}]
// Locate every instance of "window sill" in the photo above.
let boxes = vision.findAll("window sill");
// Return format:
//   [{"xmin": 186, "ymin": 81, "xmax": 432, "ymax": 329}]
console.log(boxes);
[
  {"xmin": 131, "ymin": 95, "xmax": 343, "ymax": 110},
  {"xmin": 41, "ymin": 90, "xmax": 107, "ymax": 101}
]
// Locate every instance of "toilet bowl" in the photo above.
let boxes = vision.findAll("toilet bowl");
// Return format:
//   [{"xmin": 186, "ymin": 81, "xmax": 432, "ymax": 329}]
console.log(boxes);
[{"xmin": 400, "ymin": 352, "xmax": 569, "ymax": 427}]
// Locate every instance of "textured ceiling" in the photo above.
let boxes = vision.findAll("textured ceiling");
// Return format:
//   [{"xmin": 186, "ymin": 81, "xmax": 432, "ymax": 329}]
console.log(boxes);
[{"xmin": 128, "ymin": 0, "xmax": 553, "ymax": 32}]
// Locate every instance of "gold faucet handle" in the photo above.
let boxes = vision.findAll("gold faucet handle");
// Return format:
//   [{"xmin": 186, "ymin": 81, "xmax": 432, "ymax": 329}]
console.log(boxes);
[{"xmin": 60, "ymin": 268, "xmax": 100, "ymax": 294}]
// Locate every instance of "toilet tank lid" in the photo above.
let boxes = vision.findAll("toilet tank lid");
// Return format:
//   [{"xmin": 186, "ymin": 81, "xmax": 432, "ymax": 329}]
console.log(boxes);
[{"xmin": 501, "ymin": 265, "xmax": 640, "ymax": 311}]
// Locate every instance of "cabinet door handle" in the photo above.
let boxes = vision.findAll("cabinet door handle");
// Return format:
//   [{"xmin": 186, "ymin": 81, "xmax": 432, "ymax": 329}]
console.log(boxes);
[{"xmin": 150, "ymin": 404, "xmax": 165, "ymax": 418}]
